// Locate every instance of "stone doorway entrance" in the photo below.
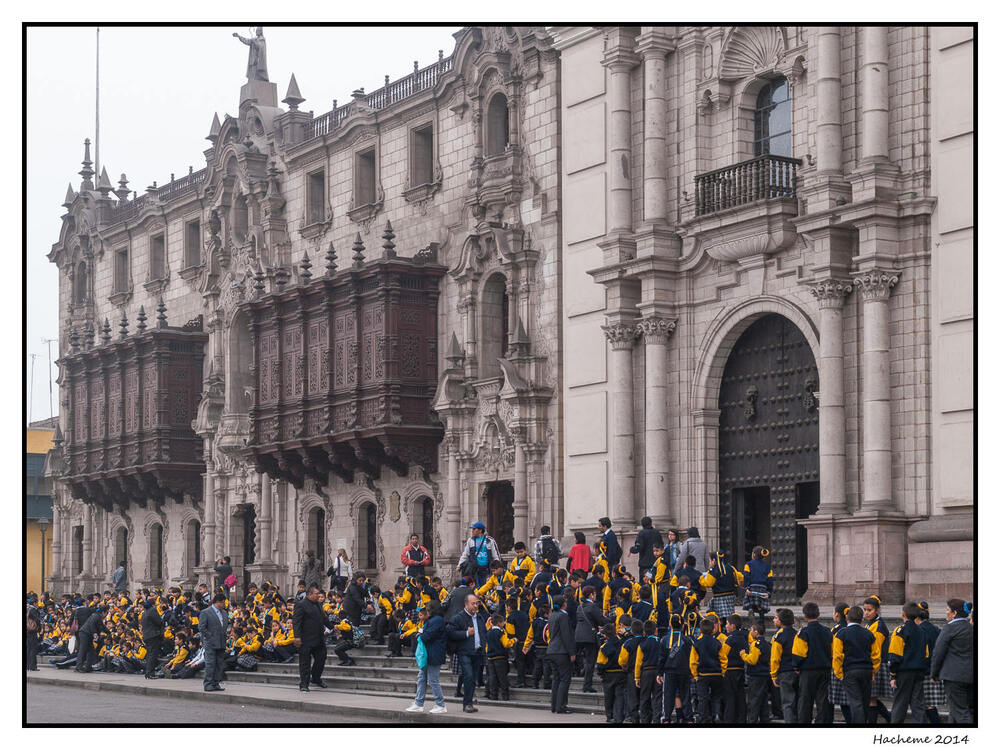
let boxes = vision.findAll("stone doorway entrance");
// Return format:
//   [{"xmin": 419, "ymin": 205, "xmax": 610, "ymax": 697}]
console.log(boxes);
[
  {"xmin": 483, "ymin": 481, "xmax": 515, "ymax": 553},
  {"xmin": 230, "ymin": 504, "xmax": 256, "ymax": 598},
  {"xmin": 718, "ymin": 314, "xmax": 819, "ymax": 601}
]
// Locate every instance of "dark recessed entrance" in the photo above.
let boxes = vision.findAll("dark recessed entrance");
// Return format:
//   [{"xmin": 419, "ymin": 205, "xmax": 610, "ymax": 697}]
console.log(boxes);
[
  {"xmin": 718, "ymin": 314, "xmax": 819, "ymax": 602},
  {"xmin": 483, "ymin": 481, "xmax": 515, "ymax": 553}
]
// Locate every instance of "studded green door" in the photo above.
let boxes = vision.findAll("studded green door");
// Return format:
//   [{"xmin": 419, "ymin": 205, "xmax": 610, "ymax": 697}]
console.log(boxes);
[{"xmin": 718, "ymin": 314, "xmax": 819, "ymax": 602}]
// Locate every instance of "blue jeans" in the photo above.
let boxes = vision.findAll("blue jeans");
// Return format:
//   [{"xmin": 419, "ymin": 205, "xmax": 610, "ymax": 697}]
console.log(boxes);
[
  {"xmin": 415, "ymin": 663, "xmax": 445, "ymax": 707},
  {"xmin": 458, "ymin": 652, "xmax": 484, "ymax": 707}
]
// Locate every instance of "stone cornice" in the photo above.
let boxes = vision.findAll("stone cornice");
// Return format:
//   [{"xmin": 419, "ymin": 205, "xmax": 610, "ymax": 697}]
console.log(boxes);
[
  {"xmin": 635, "ymin": 27, "xmax": 675, "ymax": 58},
  {"xmin": 852, "ymin": 269, "xmax": 900, "ymax": 302},
  {"xmin": 808, "ymin": 279, "xmax": 854, "ymax": 309},
  {"xmin": 545, "ymin": 26, "xmax": 602, "ymax": 51},
  {"xmin": 601, "ymin": 323, "xmax": 639, "ymax": 350},
  {"xmin": 637, "ymin": 316, "xmax": 677, "ymax": 345}
]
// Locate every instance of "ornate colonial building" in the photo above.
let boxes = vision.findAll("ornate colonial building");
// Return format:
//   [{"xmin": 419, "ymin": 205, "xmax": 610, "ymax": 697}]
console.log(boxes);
[{"xmin": 46, "ymin": 26, "xmax": 972, "ymax": 603}]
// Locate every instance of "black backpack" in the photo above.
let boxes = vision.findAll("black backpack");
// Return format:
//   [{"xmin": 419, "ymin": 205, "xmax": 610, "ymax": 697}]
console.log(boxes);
[{"xmin": 540, "ymin": 536, "xmax": 559, "ymax": 564}]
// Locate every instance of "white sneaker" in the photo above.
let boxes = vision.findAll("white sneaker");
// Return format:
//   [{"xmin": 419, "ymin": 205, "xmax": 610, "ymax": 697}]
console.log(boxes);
[
  {"xmin": 430, "ymin": 705, "xmax": 447, "ymax": 714},
  {"xmin": 405, "ymin": 703, "xmax": 424, "ymax": 712}
]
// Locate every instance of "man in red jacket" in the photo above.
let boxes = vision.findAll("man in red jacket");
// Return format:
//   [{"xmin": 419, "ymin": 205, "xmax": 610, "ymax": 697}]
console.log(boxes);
[{"xmin": 401, "ymin": 534, "xmax": 431, "ymax": 578}]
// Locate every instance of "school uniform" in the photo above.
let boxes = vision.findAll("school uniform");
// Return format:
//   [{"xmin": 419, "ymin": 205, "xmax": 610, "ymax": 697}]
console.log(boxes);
[
  {"xmin": 723, "ymin": 627, "xmax": 750, "ymax": 723},
  {"xmin": 833, "ymin": 622, "xmax": 880, "ymax": 725},
  {"xmin": 617, "ymin": 632, "xmax": 642, "ymax": 722},
  {"xmin": 742, "ymin": 558, "xmax": 774, "ymax": 622},
  {"xmin": 793, "ymin": 620, "xmax": 834, "ymax": 723},
  {"xmin": 508, "ymin": 554, "xmax": 536, "ymax": 586},
  {"xmin": 770, "ymin": 624, "xmax": 800, "ymax": 723},
  {"xmin": 524, "ymin": 615, "xmax": 551, "ymax": 689},
  {"xmin": 699, "ymin": 558, "xmax": 743, "ymax": 617},
  {"xmin": 635, "ymin": 634, "xmax": 663, "ymax": 724},
  {"xmin": 918, "ymin": 619, "xmax": 946, "ymax": 708},
  {"xmin": 658, "ymin": 628, "xmax": 693, "ymax": 724},
  {"xmin": 597, "ymin": 634, "xmax": 626, "ymax": 723},
  {"xmin": 828, "ymin": 622, "xmax": 850, "ymax": 715},
  {"xmin": 506, "ymin": 608, "xmax": 530, "ymax": 686},
  {"xmin": 867, "ymin": 615, "xmax": 894, "ymax": 699},
  {"xmin": 690, "ymin": 632, "xmax": 729, "ymax": 723},
  {"xmin": 741, "ymin": 634, "xmax": 772, "ymax": 723},
  {"xmin": 485, "ymin": 625, "xmax": 515, "ymax": 700},
  {"xmin": 888, "ymin": 619, "xmax": 929, "ymax": 724}
]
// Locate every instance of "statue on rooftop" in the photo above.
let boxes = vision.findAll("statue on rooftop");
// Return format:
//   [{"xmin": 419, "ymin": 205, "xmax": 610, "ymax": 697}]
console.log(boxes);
[{"xmin": 233, "ymin": 27, "xmax": 268, "ymax": 82}]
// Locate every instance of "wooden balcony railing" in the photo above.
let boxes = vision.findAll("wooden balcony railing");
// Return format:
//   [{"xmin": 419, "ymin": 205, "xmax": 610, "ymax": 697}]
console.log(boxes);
[{"xmin": 694, "ymin": 154, "xmax": 801, "ymax": 217}]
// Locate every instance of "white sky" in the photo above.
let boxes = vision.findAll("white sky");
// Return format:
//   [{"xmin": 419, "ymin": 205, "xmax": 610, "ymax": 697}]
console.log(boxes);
[{"xmin": 25, "ymin": 24, "xmax": 461, "ymax": 424}]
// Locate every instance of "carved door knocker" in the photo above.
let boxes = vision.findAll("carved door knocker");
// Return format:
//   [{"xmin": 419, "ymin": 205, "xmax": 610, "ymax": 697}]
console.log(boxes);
[{"xmin": 744, "ymin": 385, "xmax": 758, "ymax": 421}]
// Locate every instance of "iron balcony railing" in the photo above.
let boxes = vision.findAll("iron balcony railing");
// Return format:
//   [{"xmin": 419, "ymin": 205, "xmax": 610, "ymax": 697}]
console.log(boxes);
[{"xmin": 694, "ymin": 154, "xmax": 801, "ymax": 217}]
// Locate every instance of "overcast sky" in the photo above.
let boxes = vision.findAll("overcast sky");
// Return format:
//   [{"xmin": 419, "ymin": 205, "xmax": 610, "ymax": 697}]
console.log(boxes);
[{"xmin": 25, "ymin": 24, "xmax": 461, "ymax": 424}]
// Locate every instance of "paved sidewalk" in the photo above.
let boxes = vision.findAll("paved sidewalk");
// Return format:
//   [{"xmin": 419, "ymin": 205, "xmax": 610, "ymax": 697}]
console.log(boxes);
[{"xmin": 27, "ymin": 669, "xmax": 600, "ymax": 725}]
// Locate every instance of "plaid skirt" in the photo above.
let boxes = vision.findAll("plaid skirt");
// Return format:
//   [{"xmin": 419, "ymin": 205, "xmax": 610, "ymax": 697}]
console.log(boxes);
[
  {"xmin": 710, "ymin": 594, "xmax": 736, "ymax": 618},
  {"xmin": 923, "ymin": 675, "xmax": 946, "ymax": 706},
  {"xmin": 743, "ymin": 586, "xmax": 771, "ymax": 616},
  {"xmin": 872, "ymin": 662, "xmax": 894, "ymax": 698},
  {"xmin": 828, "ymin": 670, "xmax": 848, "ymax": 704}
]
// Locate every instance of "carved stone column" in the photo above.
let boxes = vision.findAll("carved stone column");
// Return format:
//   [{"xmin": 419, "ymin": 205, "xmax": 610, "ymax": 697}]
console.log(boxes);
[
  {"xmin": 258, "ymin": 472, "xmax": 273, "ymax": 564},
  {"xmin": 638, "ymin": 317, "xmax": 676, "ymax": 526},
  {"xmin": 445, "ymin": 434, "xmax": 463, "ymax": 564},
  {"xmin": 816, "ymin": 27, "xmax": 843, "ymax": 174},
  {"xmin": 810, "ymin": 280, "xmax": 853, "ymax": 514},
  {"xmin": 513, "ymin": 431, "xmax": 528, "ymax": 545},
  {"xmin": 854, "ymin": 270, "xmax": 899, "ymax": 510},
  {"xmin": 82, "ymin": 503, "xmax": 94, "ymax": 577},
  {"xmin": 860, "ymin": 26, "xmax": 889, "ymax": 162},
  {"xmin": 50, "ymin": 495, "xmax": 63, "ymax": 589},
  {"xmin": 202, "ymin": 448, "xmax": 217, "ymax": 576},
  {"xmin": 691, "ymin": 408, "xmax": 721, "ymax": 550},
  {"xmin": 603, "ymin": 323, "xmax": 639, "ymax": 526},
  {"xmin": 636, "ymin": 28, "xmax": 673, "ymax": 224},
  {"xmin": 603, "ymin": 41, "xmax": 638, "ymax": 234}
]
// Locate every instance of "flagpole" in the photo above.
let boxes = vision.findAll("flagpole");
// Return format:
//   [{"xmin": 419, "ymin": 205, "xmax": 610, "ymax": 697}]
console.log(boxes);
[{"xmin": 95, "ymin": 27, "xmax": 100, "ymax": 177}]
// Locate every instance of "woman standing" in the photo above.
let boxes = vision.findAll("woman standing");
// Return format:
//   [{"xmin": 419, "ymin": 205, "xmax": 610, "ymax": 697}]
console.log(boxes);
[
  {"xmin": 406, "ymin": 600, "xmax": 448, "ymax": 713},
  {"xmin": 566, "ymin": 531, "xmax": 592, "ymax": 573},
  {"xmin": 665, "ymin": 529, "xmax": 682, "ymax": 571},
  {"xmin": 327, "ymin": 549, "xmax": 353, "ymax": 592}
]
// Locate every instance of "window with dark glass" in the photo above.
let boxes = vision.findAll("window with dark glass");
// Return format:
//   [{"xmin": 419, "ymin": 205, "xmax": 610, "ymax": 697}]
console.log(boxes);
[
  {"xmin": 149, "ymin": 234, "xmax": 166, "ymax": 280},
  {"xmin": 74, "ymin": 261, "xmax": 88, "ymax": 304},
  {"xmin": 753, "ymin": 76, "xmax": 791, "ymax": 157},
  {"xmin": 114, "ymin": 248, "xmax": 129, "ymax": 293},
  {"xmin": 486, "ymin": 93, "xmax": 510, "ymax": 156},
  {"xmin": 355, "ymin": 148, "xmax": 376, "ymax": 206},
  {"xmin": 410, "ymin": 124, "xmax": 434, "ymax": 186},
  {"xmin": 307, "ymin": 170, "xmax": 326, "ymax": 224},
  {"xmin": 184, "ymin": 220, "xmax": 201, "ymax": 268}
]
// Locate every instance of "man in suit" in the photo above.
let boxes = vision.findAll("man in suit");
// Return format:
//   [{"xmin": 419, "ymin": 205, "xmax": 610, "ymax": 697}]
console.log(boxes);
[
  {"xmin": 141, "ymin": 594, "xmax": 165, "ymax": 679},
  {"xmin": 444, "ymin": 578, "xmax": 474, "ymax": 621},
  {"xmin": 25, "ymin": 595, "xmax": 42, "ymax": 671},
  {"xmin": 199, "ymin": 593, "xmax": 229, "ymax": 691},
  {"xmin": 574, "ymin": 585, "xmax": 607, "ymax": 693},
  {"xmin": 74, "ymin": 604, "xmax": 108, "ymax": 673},
  {"xmin": 293, "ymin": 584, "xmax": 333, "ymax": 692},
  {"xmin": 930, "ymin": 599, "xmax": 975, "ymax": 724},
  {"xmin": 547, "ymin": 594, "xmax": 576, "ymax": 713},
  {"xmin": 597, "ymin": 518, "xmax": 622, "ymax": 568},
  {"xmin": 342, "ymin": 572, "xmax": 368, "ymax": 626},
  {"xmin": 446, "ymin": 593, "xmax": 488, "ymax": 713}
]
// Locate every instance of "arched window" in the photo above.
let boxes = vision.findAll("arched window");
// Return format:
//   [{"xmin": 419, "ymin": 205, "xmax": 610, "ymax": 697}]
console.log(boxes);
[
  {"xmin": 233, "ymin": 193, "xmax": 249, "ymax": 243},
  {"xmin": 479, "ymin": 273, "xmax": 510, "ymax": 378},
  {"xmin": 486, "ymin": 93, "xmax": 510, "ymax": 156},
  {"xmin": 226, "ymin": 311, "xmax": 253, "ymax": 413},
  {"xmin": 417, "ymin": 497, "xmax": 434, "ymax": 559},
  {"xmin": 185, "ymin": 519, "xmax": 201, "ymax": 576},
  {"xmin": 149, "ymin": 523, "xmax": 164, "ymax": 581},
  {"xmin": 74, "ymin": 261, "xmax": 88, "ymax": 304},
  {"xmin": 72, "ymin": 526, "xmax": 84, "ymax": 574},
  {"xmin": 307, "ymin": 507, "xmax": 326, "ymax": 565},
  {"xmin": 114, "ymin": 527, "xmax": 129, "ymax": 570},
  {"xmin": 754, "ymin": 76, "xmax": 791, "ymax": 157},
  {"xmin": 358, "ymin": 502, "xmax": 377, "ymax": 572}
]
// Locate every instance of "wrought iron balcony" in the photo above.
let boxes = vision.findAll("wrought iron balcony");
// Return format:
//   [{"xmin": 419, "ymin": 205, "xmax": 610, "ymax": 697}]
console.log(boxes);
[{"xmin": 694, "ymin": 154, "xmax": 801, "ymax": 217}]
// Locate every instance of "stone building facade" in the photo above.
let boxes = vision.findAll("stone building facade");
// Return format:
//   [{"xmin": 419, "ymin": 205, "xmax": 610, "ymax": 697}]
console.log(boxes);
[{"xmin": 45, "ymin": 25, "xmax": 972, "ymax": 603}]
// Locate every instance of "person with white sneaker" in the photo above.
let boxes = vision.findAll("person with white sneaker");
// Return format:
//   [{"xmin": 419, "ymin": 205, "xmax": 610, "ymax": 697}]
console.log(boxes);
[{"xmin": 407, "ymin": 600, "xmax": 448, "ymax": 714}]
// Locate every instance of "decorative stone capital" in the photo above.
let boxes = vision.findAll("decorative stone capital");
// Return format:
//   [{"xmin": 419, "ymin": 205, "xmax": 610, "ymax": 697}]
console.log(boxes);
[
  {"xmin": 852, "ymin": 270, "xmax": 899, "ymax": 302},
  {"xmin": 635, "ymin": 27, "xmax": 675, "ymax": 59},
  {"xmin": 602, "ymin": 323, "xmax": 639, "ymax": 350},
  {"xmin": 637, "ymin": 317, "xmax": 677, "ymax": 345},
  {"xmin": 808, "ymin": 279, "xmax": 853, "ymax": 309}
]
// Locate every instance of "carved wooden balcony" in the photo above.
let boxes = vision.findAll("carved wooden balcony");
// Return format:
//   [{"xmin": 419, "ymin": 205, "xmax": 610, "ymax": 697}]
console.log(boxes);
[
  {"xmin": 241, "ymin": 238, "xmax": 446, "ymax": 489},
  {"xmin": 58, "ymin": 316, "xmax": 208, "ymax": 510}
]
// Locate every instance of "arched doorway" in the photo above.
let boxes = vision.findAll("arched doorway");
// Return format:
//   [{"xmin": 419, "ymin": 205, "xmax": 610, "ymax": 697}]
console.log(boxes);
[
  {"xmin": 307, "ymin": 507, "xmax": 326, "ymax": 565},
  {"xmin": 185, "ymin": 519, "xmax": 201, "ymax": 578},
  {"xmin": 230, "ymin": 504, "xmax": 256, "ymax": 597},
  {"xmin": 149, "ymin": 523, "xmax": 164, "ymax": 582},
  {"xmin": 718, "ymin": 314, "xmax": 819, "ymax": 600},
  {"xmin": 483, "ymin": 482, "xmax": 515, "ymax": 553},
  {"xmin": 415, "ymin": 496, "xmax": 434, "ymax": 559},
  {"xmin": 357, "ymin": 502, "xmax": 377, "ymax": 572},
  {"xmin": 114, "ymin": 526, "xmax": 129, "ymax": 570}
]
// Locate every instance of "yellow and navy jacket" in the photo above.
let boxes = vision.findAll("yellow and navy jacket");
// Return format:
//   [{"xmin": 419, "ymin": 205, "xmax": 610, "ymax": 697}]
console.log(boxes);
[
  {"xmin": 523, "ymin": 615, "xmax": 548, "ymax": 652},
  {"xmin": 698, "ymin": 559, "xmax": 744, "ymax": 596},
  {"xmin": 508, "ymin": 554, "xmax": 536, "ymax": 583},
  {"xmin": 651, "ymin": 553, "xmax": 672, "ymax": 585},
  {"xmin": 792, "ymin": 620, "xmax": 833, "ymax": 672},
  {"xmin": 770, "ymin": 626, "xmax": 799, "ymax": 679},
  {"xmin": 741, "ymin": 635, "xmax": 772, "ymax": 679},
  {"xmin": 635, "ymin": 634, "xmax": 662, "ymax": 681},
  {"xmin": 690, "ymin": 632, "xmax": 729, "ymax": 678},
  {"xmin": 629, "ymin": 599, "xmax": 655, "ymax": 624},
  {"xmin": 506, "ymin": 608, "xmax": 530, "ymax": 642},
  {"xmin": 377, "ymin": 594, "xmax": 394, "ymax": 617},
  {"xmin": 166, "ymin": 646, "xmax": 189, "ymax": 668},
  {"xmin": 528, "ymin": 593, "xmax": 553, "ymax": 622},
  {"xmin": 833, "ymin": 622, "xmax": 880, "ymax": 680},
  {"xmin": 743, "ymin": 558, "xmax": 774, "ymax": 593},
  {"xmin": 591, "ymin": 554, "xmax": 611, "ymax": 585},
  {"xmin": 887, "ymin": 620, "xmax": 929, "ymax": 677},
  {"xmin": 669, "ymin": 586, "xmax": 698, "ymax": 618},
  {"xmin": 602, "ymin": 575, "xmax": 632, "ymax": 612},
  {"xmin": 617, "ymin": 633, "xmax": 642, "ymax": 671},
  {"xmin": 597, "ymin": 634, "xmax": 625, "ymax": 673},
  {"xmin": 671, "ymin": 565, "xmax": 705, "ymax": 597},
  {"xmin": 476, "ymin": 571, "xmax": 517, "ymax": 600},
  {"xmin": 398, "ymin": 618, "xmax": 419, "ymax": 638},
  {"xmin": 866, "ymin": 616, "xmax": 891, "ymax": 663},
  {"xmin": 658, "ymin": 629, "xmax": 692, "ymax": 673},
  {"xmin": 724, "ymin": 627, "xmax": 750, "ymax": 671},
  {"xmin": 275, "ymin": 627, "xmax": 295, "ymax": 647},
  {"xmin": 485, "ymin": 625, "xmax": 516, "ymax": 660}
]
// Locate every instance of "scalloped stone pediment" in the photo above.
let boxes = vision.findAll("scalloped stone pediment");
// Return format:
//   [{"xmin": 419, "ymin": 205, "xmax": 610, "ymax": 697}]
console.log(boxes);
[{"xmin": 719, "ymin": 26, "xmax": 788, "ymax": 81}]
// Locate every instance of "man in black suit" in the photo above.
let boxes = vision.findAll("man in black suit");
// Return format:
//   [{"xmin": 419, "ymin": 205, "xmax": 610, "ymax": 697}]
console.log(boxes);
[
  {"xmin": 74, "ymin": 604, "xmax": 108, "ymax": 673},
  {"xmin": 25, "ymin": 595, "xmax": 42, "ymax": 671},
  {"xmin": 446, "ymin": 593, "xmax": 488, "ymax": 713},
  {"xmin": 293, "ymin": 584, "xmax": 333, "ymax": 692},
  {"xmin": 444, "ymin": 578, "xmax": 474, "ymax": 621},
  {"xmin": 574, "ymin": 586, "xmax": 607, "ymax": 693},
  {"xmin": 547, "ymin": 594, "xmax": 576, "ymax": 713},
  {"xmin": 342, "ymin": 572, "xmax": 368, "ymax": 626},
  {"xmin": 141, "ymin": 595, "xmax": 165, "ymax": 679},
  {"xmin": 930, "ymin": 599, "xmax": 975, "ymax": 724}
]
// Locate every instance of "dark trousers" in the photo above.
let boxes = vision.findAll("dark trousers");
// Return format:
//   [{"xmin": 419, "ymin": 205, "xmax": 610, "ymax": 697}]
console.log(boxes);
[
  {"xmin": 372, "ymin": 613, "xmax": 389, "ymax": 642},
  {"xmin": 458, "ymin": 651, "xmax": 484, "ymax": 706},
  {"xmin": 843, "ymin": 669, "xmax": 873, "ymax": 724},
  {"xmin": 798, "ymin": 668, "xmax": 832, "ymax": 724},
  {"xmin": 512, "ymin": 645, "xmax": 528, "ymax": 686},
  {"xmin": 747, "ymin": 675, "xmax": 772, "ymax": 723},
  {"xmin": 203, "ymin": 647, "xmax": 225, "ymax": 689},
  {"xmin": 298, "ymin": 641, "xmax": 327, "ymax": 687},
  {"xmin": 723, "ymin": 668, "xmax": 747, "ymax": 723},
  {"xmin": 143, "ymin": 637, "xmax": 162, "ymax": 676},
  {"xmin": 332, "ymin": 640, "xmax": 354, "ymax": 664},
  {"xmin": 891, "ymin": 670, "xmax": 926, "ymax": 724},
  {"xmin": 26, "ymin": 635, "xmax": 39, "ymax": 670},
  {"xmin": 624, "ymin": 668, "xmax": 639, "ymax": 721},
  {"xmin": 638, "ymin": 669, "xmax": 663, "ymax": 724},
  {"xmin": 74, "ymin": 634, "xmax": 94, "ymax": 672},
  {"xmin": 578, "ymin": 642, "xmax": 598, "ymax": 690},
  {"xmin": 943, "ymin": 680, "xmax": 974, "ymax": 724},
  {"xmin": 602, "ymin": 671, "xmax": 626, "ymax": 722},
  {"xmin": 486, "ymin": 657, "xmax": 510, "ymax": 699},
  {"xmin": 532, "ymin": 649, "xmax": 551, "ymax": 688},
  {"xmin": 696, "ymin": 674, "xmax": 724, "ymax": 723},
  {"xmin": 662, "ymin": 671, "xmax": 692, "ymax": 723},
  {"xmin": 777, "ymin": 670, "xmax": 800, "ymax": 723},
  {"xmin": 549, "ymin": 653, "xmax": 572, "ymax": 712}
]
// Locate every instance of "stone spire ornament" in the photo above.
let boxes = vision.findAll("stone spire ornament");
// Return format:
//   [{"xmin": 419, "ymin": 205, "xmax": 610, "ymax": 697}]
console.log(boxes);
[
  {"xmin": 84, "ymin": 322, "xmax": 95, "ymax": 349},
  {"xmin": 254, "ymin": 259, "xmax": 267, "ymax": 295},
  {"xmin": 156, "ymin": 296, "xmax": 167, "ymax": 328},
  {"xmin": 115, "ymin": 174, "xmax": 130, "ymax": 203},
  {"xmin": 282, "ymin": 73, "xmax": 305, "ymax": 110},
  {"xmin": 352, "ymin": 233, "xmax": 366, "ymax": 267},
  {"xmin": 300, "ymin": 250, "xmax": 312, "ymax": 281},
  {"xmin": 325, "ymin": 242, "xmax": 338, "ymax": 276},
  {"xmin": 101, "ymin": 317, "xmax": 112, "ymax": 344},
  {"xmin": 381, "ymin": 219, "xmax": 397, "ymax": 259},
  {"xmin": 207, "ymin": 112, "xmax": 222, "ymax": 143},
  {"xmin": 62, "ymin": 183, "xmax": 77, "ymax": 209},
  {"xmin": 97, "ymin": 167, "xmax": 113, "ymax": 197},
  {"xmin": 69, "ymin": 327, "xmax": 80, "ymax": 352},
  {"xmin": 445, "ymin": 332, "xmax": 464, "ymax": 368},
  {"xmin": 274, "ymin": 265, "xmax": 288, "ymax": 291},
  {"xmin": 79, "ymin": 138, "xmax": 95, "ymax": 190},
  {"xmin": 119, "ymin": 310, "xmax": 129, "ymax": 340},
  {"xmin": 136, "ymin": 305, "xmax": 147, "ymax": 333}
]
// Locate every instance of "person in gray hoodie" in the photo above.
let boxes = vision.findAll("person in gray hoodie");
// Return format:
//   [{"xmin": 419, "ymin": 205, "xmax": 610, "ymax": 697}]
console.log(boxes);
[{"xmin": 673, "ymin": 527, "xmax": 710, "ymax": 574}]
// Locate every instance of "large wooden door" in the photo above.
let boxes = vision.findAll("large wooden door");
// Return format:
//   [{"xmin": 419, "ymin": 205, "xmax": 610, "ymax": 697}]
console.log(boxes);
[
  {"xmin": 484, "ymin": 481, "xmax": 515, "ymax": 554},
  {"xmin": 718, "ymin": 314, "xmax": 819, "ymax": 602}
]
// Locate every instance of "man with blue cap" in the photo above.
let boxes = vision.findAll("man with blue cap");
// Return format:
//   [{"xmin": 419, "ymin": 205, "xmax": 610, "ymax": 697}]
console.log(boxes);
[{"xmin": 457, "ymin": 521, "xmax": 502, "ymax": 588}]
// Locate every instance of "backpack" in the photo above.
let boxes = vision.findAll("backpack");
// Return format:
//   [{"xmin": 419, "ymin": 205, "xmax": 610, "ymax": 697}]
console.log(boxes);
[
  {"xmin": 474, "ymin": 538, "xmax": 490, "ymax": 568},
  {"xmin": 26, "ymin": 611, "xmax": 38, "ymax": 633},
  {"xmin": 224, "ymin": 574, "xmax": 238, "ymax": 588},
  {"xmin": 540, "ymin": 536, "xmax": 559, "ymax": 565},
  {"xmin": 351, "ymin": 626, "xmax": 367, "ymax": 648}
]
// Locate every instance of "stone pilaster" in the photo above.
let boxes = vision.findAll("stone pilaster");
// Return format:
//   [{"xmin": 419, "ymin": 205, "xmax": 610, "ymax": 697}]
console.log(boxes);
[
  {"xmin": 691, "ymin": 408, "xmax": 720, "ymax": 551},
  {"xmin": 444, "ymin": 433, "xmax": 463, "ymax": 566},
  {"xmin": 635, "ymin": 28, "xmax": 673, "ymax": 224},
  {"xmin": 860, "ymin": 26, "xmax": 890, "ymax": 163},
  {"xmin": 809, "ymin": 280, "xmax": 853, "ymax": 514},
  {"xmin": 50, "ymin": 496, "xmax": 63, "ymax": 590},
  {"xmin": 513, "ymin": 430, "xmax": 528, "ymax": 546},
  {"xmin": 853, "ymin": 269, "xmax": 899, "ymax": 511},
  {"xmin": 603, "ymin": 322, "xmax": 639, "ymax": 526},
  {"xmin": 637, "ymin": 316, "xmax": 676, "ymax": 527},
  {"xmin": 258, "ymin": 472, "xmax": 273, "ymax": 564},
  {"xmin": 602, "ymin": 37, "xmax": 639, "ymax": 237}
]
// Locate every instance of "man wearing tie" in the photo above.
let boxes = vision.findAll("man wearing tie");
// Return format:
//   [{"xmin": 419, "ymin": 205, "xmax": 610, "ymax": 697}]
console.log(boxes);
[
  {"xmin": 293, "ymin": 584, "xmax": 334, "ymax": 692},
  {"xmin": 447, "ymin": 593, "xmax": 488, "ymax": 713},
  {"xmin": 199, "ymin": 593, "xmax": 229, "ymax": 692}
]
